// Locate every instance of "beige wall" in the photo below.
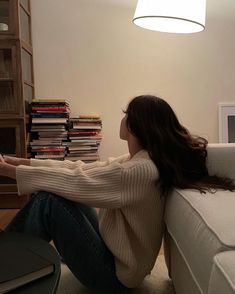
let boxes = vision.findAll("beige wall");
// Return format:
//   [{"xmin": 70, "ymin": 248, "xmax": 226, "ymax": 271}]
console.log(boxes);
[{"xmin": 31, "ymin": 0, "xmax": 235, "ymax": 160}]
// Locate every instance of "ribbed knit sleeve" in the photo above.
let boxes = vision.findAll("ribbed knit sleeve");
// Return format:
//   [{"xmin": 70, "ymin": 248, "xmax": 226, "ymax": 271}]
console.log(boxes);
[
  {"xmin": 30, "ymin": 158, "xmax": 85, "ymax": 169},
  {"xmin": 16, "ymin": 162, "xmax": 124, "ymax": 208},
  {"xmin": 30, "ymin": 154, "xmax": 129, "ymax": 170}
]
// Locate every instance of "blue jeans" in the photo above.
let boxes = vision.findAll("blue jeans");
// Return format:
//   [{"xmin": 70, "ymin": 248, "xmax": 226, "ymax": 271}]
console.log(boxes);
[{"xmin": 5, "ymin": 191, "xmax": 130, "ymax": 293}]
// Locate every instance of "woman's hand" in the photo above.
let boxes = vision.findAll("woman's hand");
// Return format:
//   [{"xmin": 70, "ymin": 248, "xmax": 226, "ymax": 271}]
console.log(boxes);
[
  {"xmin": 3, "ymin": 155, "xmax": 30, "ymax": 166},
  {"xmin": 0, "ymin": 154, "xmax": 16, "ymax": 179}
]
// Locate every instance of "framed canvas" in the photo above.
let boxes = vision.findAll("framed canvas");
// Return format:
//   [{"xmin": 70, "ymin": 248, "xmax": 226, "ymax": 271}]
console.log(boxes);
[{"xmin": 219, "ymin": 103, "xmax": 235, "ymax": 143}]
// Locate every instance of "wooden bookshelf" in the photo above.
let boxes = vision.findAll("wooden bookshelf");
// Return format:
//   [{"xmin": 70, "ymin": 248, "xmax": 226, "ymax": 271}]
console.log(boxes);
[{"xmin": 0, "ymin": 0, "xmax": 34, "ymax": 208}]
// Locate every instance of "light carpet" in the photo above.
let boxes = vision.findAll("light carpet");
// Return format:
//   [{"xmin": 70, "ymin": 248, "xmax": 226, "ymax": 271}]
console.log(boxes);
[{"xmin": 57, "ymin": 255, "xmax": 175, "ymax": 294}]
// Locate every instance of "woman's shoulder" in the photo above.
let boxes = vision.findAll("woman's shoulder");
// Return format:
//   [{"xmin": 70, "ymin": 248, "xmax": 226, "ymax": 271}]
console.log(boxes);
[
  {"xmin": 122, "ymin": 150, "xmax": 157, "ymax": 172},
  {"xmin": 119, "ymin": 151, "xmax": 159, "ymax": 189}
]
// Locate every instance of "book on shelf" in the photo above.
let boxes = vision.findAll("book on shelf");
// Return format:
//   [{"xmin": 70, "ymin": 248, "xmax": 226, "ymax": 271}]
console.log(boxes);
[
  {"xmin": 0, "ymin": 242, "xmax": 54, "ymax": 293},
  {"xmin": 34, "ymin": 154, "xmax": 65, "ymax": 159},
  {"xmin": 71, "ymin": 117, "xmax": 101, "ymax": 122},
  {"xmin": 38, "ymin": 131, "xmax": 67, "ymax": 136},
  {"xmin": 68, "ymin": 146, "xmax": 98, "ymax": 151},
  {"xmin": 67, "ymin": 131, "xmax": 99, "ymax": 136},
  {"xmin": 78, "ymin": 115, "xmax": 100, "ymax": 119},
  {"xmin": 31, "ymin": 147, "xmax": 66, "ymax": 152},
  {"xmin": 30, "ymin": 142, "xmax": 63, "ymax": 147},
  {"xmin": 32, "ymin": 99, "xmax": 69, "ymax": 103},
  {"xmin": 31, "ymin": 125, "xmax": 66, "ymax": 130},
  {"xmin": 33, "ymin": 126, "xmax": 66, "ymax": 132},
  {"xmin": 32, "ymin": 106, "xmax": 70, "ymax": 112},
  {"xmin": 68, "ymin": 138, "xmax": 101, "ymax": 142},
  {"xmin": 32, "ymin": 118, "xmax": 68, "ymax": 124},
  {"xmin": 72, "ymin": 125, "xmax": 102, "ymax": 130},
  {"xmin": 31, "ymin": 112, "xmax": 69, "ymax": 118}
]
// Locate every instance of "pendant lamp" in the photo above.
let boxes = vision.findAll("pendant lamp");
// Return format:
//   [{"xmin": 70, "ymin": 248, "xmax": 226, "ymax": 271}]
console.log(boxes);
[{"xmin": 133, "ymin": 0, "xmax": 206, "ymax": 33}]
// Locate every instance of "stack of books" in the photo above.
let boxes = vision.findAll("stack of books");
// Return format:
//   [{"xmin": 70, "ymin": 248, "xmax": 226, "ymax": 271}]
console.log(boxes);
[
  {"xmin": 30, "ymin": 99, "xmax": 70, "ymax": 160},
  {"xmin": 64, "ymin": 115, "xmax": 102, "ymax": 162},
  {"xmin": 29, "ymin": 101, "xmax": 103, "ymax": 163}
]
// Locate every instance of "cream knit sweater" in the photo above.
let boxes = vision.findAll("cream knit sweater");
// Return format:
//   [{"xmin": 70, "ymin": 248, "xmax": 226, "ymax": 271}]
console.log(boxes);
[{"xmin": 16, "ymin": 150, "xmax": 164, "ymax": 288}]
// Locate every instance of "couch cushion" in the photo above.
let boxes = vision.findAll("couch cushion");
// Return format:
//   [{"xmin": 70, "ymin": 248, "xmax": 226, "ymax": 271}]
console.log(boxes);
[
  {"xmin": 165, "ymin": 188, "xmax": 235, "ymax": 293},
  {"xmin": 208, "ymin": 251, "xmax": 235, "ymax": 294}
]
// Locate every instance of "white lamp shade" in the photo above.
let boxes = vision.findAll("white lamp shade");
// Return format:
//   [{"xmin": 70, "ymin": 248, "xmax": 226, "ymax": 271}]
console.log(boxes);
[{"xmin": 133, "ymin": 0, "xmax": 206, "ymax": 33}]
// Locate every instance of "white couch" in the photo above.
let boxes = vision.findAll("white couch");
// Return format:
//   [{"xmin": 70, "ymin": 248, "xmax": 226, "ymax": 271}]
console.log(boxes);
[{"xmin": 164, "ymin": 143, "xmax": 235, "ymax": 294}]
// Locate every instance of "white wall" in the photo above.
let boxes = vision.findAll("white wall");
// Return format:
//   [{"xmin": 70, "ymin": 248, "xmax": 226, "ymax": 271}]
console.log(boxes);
[{"xmin": 31, "ymin": 0, "xmax": 235, "ymax": 160}]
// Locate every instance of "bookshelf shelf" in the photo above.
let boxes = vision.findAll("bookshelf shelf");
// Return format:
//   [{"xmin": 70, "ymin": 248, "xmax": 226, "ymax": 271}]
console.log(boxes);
[
  {"xmin": 0, "ymin": 0, "xmax": 34, "ymax": 208},
  {"xmin": 0, "ymin": 78, "xmax": 14, "ymax": 81}
]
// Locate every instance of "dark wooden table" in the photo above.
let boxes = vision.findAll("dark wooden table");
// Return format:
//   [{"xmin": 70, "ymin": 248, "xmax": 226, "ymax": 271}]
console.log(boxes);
[{"xmin": 0, "ymin": 231, "xmax": 61, "ymax": 294}]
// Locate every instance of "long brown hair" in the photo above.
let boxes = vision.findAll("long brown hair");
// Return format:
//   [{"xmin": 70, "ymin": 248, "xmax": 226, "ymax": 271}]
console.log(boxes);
[{"xmin": 125, "ymin": 95, "xmax": 235, "ymax": 197}]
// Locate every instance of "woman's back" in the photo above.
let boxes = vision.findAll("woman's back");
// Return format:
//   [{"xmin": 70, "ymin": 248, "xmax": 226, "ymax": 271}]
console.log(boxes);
[{"xmin": 99, "ymin": 150, "xmax": 164, "ymax": 288}]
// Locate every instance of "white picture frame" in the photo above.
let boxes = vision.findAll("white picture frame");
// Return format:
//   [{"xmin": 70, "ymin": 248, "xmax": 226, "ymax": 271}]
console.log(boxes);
[{"xmin": 219, "ymin": 103, "xmax": 235, "ymax": 143}]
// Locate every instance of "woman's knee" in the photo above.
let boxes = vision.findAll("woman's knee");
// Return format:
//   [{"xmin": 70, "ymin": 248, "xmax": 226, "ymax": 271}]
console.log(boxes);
[{"xmin": 32, "ymin": 191, "xmax": 61, "ymax": 202}]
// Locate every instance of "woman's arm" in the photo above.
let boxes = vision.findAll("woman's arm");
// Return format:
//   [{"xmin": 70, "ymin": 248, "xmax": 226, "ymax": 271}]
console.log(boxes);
[
  {"xmin": 3, "ymin": 155, "xmax": 30, "ymax": 166},
  {"xmin": 0, "ymin": 155, "xmax": 16, "ymax": 179},
  {"xmin": 3, "ymin": 154, "xmax": 129, "ymax": 170},
  {"xmin": 15, "ymin": 162, "xmax": 124, "ymax": 208},
  {"xmin": 30, "ymin": 154, "xmax": 130, "ymax": 170},
  {"xmin": 2, "ymin": 155, "xmax": 86, "ymax": 169}
]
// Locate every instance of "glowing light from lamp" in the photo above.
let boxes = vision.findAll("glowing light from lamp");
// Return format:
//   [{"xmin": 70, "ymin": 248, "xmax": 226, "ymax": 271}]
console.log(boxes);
[{"xmin": 133, "ymin": 0, "xmax": 206, "ymax": 34}]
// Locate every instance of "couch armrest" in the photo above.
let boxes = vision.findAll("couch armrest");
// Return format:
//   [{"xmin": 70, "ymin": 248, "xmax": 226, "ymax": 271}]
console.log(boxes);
[{"xmin": 208, "ymin": 251, "xmax": 235, "ymax": 294}]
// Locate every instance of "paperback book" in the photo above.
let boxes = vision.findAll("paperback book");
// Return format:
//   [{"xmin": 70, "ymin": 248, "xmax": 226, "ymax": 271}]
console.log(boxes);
[{"xmin": 0, "ymin": 242, "xmax": 54, "ymax": 293}]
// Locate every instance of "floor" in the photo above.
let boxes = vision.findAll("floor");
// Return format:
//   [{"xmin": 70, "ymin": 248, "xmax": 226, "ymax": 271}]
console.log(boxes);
[
  {"xmin": 0, "ymin": 209, "xmax": 19, "ymax": 229},
  {"xmin": 58, "ymin": 255, "xmax": 175, "ymax": 294}
]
